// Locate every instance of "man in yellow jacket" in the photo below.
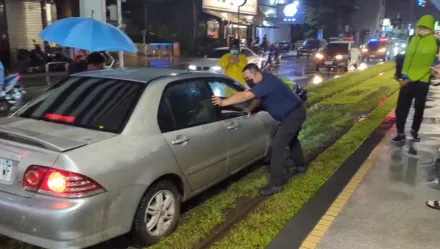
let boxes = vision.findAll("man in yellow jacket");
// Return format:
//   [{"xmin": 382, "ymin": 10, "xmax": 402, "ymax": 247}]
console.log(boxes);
[{"xmin": 219, "ymin": 41, "xmax": 248, "ymax": 96}]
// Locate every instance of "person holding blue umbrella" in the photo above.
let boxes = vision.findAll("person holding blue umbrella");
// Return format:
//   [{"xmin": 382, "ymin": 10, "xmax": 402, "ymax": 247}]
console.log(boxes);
[{"xmin": 39, "ymin": 16, "xmax": 137, "ymax": 55}]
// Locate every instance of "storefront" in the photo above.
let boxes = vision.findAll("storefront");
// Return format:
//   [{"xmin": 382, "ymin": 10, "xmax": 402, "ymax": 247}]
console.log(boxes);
[
  {"xmin": 252, "ymin": 0, "xmax": 299, "ymax": 44},
  {"xmin": 203, "ymin": 0, "xmax": 257, "ymax": 41},
  {"xmin": 1, "ymin": 0, "xmax": 73, "ymax": 68}
]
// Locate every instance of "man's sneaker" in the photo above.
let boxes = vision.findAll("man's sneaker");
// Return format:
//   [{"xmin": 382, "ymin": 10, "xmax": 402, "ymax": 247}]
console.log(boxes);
[
  {"xmin": 391, "ymin": 134, "xmax": 406, "ymax": 143},
  {"xmin": 259, "ymin": 184, "xmax": 284, "ymax": 196},
  {"xmin": 295, "ymin": 166, "xmax": 308, "ymax": 174},
  {"xmin": 410, "ymin": 130, "xmax": 421, "ymax": 141}
]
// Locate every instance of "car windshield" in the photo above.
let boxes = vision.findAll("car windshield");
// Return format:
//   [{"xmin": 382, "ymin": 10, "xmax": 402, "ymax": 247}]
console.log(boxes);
[
  {"xmin": 367, "ymin": 41, "xmax": 386, "ymax": 49},
  {"xmin": 302, "ymin": 40, "xmax": 320, "ymax": 48},
  {"xmin": 324, "ymin": 43, "xmax": 349, "ymax": 53},
  {"xmin": 206, "ymin": 49, "xmax": 230, "ymax": 58},
  {"xmin": 15, "ymin": 76, "xmax": 146, "ymax": 134}
]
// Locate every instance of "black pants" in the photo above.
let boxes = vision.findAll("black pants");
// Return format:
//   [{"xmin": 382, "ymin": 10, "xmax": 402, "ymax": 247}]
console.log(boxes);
[
  {"xmin": 267, "ymin": 105, "xmax": 306, "ymax": 186},
  {"xmin": 395, "ymin": 81, "xmax": 430, "ymax": 134}
]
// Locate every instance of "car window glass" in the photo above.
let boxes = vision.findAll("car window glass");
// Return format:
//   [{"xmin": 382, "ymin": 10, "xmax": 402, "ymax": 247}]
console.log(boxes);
[
  {"xmin": 207, "ymin": 78, "xmax": 250, "ymax": 119},
  {"xmin": 241, "ymin": 48, "xmax": 253, "ymax": 57},
  {"xmin": 157, "ymin": 97, "xmax": 176, "ymax": 133},
  {"xmin": 206, "ymin": 49, "xmax": 229, "ymax": 58},
  {"xmin": 15, "ymin": 76, "xmax": 146, "ymax": 133},
  {"xmin": 160, "ymin": 80, "xmax": 217, "ymax": 131}
]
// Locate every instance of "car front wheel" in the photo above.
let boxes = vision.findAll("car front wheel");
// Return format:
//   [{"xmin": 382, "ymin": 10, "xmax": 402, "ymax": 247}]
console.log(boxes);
[{"xmin": 132, "ymin": 180, "xmax": 181, "ymax": 247}]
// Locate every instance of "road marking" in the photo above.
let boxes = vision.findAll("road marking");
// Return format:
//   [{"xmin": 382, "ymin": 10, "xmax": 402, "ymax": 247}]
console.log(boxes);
[{"xmin": 298, "ymin": 130, "xmax": 388, "ymax": 249}]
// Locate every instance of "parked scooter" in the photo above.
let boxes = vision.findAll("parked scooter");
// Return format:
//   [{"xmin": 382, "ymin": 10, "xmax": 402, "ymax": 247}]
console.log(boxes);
[
  {"xmin": 0, "ymin": 74, "xmax": 25, "ymax": 113},
  {"xmin": 17, "ymin": 39, "xmax": 69, "ymax": 73}
]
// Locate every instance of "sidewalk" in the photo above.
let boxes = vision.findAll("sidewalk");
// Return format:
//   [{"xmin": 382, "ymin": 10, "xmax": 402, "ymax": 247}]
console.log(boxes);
[{"xmin": 299, "ymin": 84, "xmax": 440, "ymax": 249}]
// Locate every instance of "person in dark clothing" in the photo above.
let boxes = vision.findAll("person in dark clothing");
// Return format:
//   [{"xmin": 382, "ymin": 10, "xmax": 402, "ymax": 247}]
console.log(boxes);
[
  {"xmin": 211, "ymin": 63, "xmax": 306, "ymax": 196},
  {"xmin": 68, "ymin": 52, "xmax": 106, "ymax": 74},
  {"xmin": 392, "ymin": 15, "xmax": 439, "ymax": 142},
  {"xmin": 86, "ymin": 52, "xmax": 105, "ymax": 71}
]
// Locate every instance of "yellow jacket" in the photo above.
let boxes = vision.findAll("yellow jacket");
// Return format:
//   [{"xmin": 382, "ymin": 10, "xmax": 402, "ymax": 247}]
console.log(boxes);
[{"xmin": 219, "ymin": 53, "xmax": 248, "ymax": 86}]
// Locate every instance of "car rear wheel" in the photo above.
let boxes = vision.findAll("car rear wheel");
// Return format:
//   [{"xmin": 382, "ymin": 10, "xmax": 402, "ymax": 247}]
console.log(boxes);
[{"xmin": 132, "ymin": 180, "xmax": 181, "ymax": 247}]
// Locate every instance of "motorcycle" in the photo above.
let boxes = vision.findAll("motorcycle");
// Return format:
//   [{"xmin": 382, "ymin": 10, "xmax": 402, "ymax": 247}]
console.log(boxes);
[
  {"xmin": 0, "ymin": 74, "xmax": 25, "ymax": 113},
  {"xmin": 17, "ymin": 39, "xmax": 69, "ymax": 73},
  {"xmin": 260, "ymin": 51, "xmax": 273, "ymax": 72}
]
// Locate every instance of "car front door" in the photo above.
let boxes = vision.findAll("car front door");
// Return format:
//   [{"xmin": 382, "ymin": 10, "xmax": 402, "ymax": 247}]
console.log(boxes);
[
  {"xmin": 158, "ymin": 79, "xmax": 228, "ymax": 192},
  {"xmin": 207, "ymin": 77, "xmax": 268, "ymax": 175}
]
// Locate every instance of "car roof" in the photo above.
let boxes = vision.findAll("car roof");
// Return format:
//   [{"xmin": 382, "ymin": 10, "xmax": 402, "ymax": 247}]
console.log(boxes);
[{"xmin": 72, "ymin": 67, "xmax": 190, "ymax": 83}]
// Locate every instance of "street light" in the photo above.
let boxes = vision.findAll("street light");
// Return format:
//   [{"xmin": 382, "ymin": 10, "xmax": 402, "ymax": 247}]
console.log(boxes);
[{"xmin": 234, "ymin": 0, "xmax": 247, "ymax": 39}]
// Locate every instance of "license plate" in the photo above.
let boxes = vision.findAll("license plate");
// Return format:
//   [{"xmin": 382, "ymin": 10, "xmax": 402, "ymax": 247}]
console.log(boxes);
[
  {"xmin": 325, "ymin": 61, "xmax": 333, "ymax": 65},
  {"xmin": 0, "ymin": 158, "xmax": 13, "ymax": 182},
  {"xmin": 370, "ymin": 55, "xmax": 376, "ymax": 58}
]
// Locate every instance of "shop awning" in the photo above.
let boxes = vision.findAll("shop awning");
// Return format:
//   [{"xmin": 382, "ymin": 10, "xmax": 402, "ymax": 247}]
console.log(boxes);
[{"xmin": 204, "ymin": 9, "xmax": 253, "ymax": 25}]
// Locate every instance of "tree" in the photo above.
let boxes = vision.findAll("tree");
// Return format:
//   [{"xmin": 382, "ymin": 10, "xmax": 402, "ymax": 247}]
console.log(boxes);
[{"xmin": 306, "ymin": 0, "xmax": 357, "ymax": 37}]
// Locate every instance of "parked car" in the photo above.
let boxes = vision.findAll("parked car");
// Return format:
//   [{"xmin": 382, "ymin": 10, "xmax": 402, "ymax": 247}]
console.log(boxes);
[
  {"xmin": 314, "ymin": 40, "xmax": 361, "ymax": 71},
  {"xmin": 296, "ymin": 39, "xmax": 327, "ymax": 58},
  {"xmin": 0, "ymin": 68, "xmax": 277, "ymax": 249},
  {"xmin": 361, "ymin": 38, "xmax": 391, "ymax": 62},
  {"xmin": 277, "ymin": 41, "xmax": 291, "ymax": 53},
  {"xmin": 188, "ymin": 47, "xmax": 262, "ymax": 72}
]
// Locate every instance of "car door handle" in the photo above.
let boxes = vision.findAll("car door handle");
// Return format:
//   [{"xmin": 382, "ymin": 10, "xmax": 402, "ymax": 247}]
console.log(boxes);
[
  {"xmin": 172, "ymin": 136, "xmax": 190, "ymax": 145},
  {"xmin": 227, "ymin": 122, "xmax": 239, "ymax": 130}
]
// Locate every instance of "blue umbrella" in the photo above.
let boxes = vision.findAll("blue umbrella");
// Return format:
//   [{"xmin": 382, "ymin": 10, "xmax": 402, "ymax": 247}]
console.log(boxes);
[{"xmin": 39, "ymin": 17, "xmax": 137, "ymax": 53}]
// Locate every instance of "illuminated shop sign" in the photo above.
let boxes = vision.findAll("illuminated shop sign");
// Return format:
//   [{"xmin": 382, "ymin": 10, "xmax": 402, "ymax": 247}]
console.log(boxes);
[
  {"xmin": 203, "ymin": 0, "xmax": 258, "ymax": 15},
  {"xmin": 277, "ymin": 0, "xmax": 305, "ymax": 24}
]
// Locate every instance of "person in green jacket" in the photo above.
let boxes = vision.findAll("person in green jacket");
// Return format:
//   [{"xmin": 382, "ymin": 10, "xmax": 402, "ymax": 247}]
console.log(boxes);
[{"xmin": 392, "ymin": 15, "xmax": 438, "ymax": 142}]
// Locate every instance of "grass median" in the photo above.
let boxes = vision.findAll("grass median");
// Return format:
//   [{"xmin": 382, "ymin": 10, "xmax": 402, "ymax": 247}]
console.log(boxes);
[
  {"xmin": 150, "ymin": 65, "xmax": 397, "ymax": 249},
  {"xmin": 210, "ymin": 82, "xmax": 399, "ymax": 249}
]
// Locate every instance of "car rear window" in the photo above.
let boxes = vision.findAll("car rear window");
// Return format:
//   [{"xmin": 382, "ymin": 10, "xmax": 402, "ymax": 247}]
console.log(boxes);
[
  {"xmin": 15, "ymin": 76, "xmax": 146, "ymax": 133},
  {"xmin": 302, "ymin": 40, "xmax": 320, "ymax": 48}
]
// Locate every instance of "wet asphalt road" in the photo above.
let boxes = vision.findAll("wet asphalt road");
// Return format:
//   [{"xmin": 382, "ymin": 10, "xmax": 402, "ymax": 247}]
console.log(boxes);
[{"xmin": 15, "ymin": 56, "xmax": 382, "ymax": 110}]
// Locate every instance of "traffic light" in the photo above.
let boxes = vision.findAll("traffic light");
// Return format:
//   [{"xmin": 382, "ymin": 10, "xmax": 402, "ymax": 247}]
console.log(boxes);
[{"xmin": 418, "ymin": 0, "xmax": 426, "ymax": 7}]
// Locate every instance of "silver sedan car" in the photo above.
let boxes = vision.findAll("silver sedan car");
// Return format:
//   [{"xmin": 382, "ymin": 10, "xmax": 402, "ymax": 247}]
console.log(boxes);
[{"xmin": 0, "ymin": 68, "xmax": 277, "ymax": 249}]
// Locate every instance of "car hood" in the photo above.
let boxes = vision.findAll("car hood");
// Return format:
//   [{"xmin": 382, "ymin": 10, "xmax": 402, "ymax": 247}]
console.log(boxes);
[{"xmin": 0, "ymin": 116, "xmax": 116, "ymax": 152}]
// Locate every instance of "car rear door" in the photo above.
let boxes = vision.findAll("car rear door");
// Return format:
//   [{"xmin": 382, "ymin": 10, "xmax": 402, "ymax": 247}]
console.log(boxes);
[
  {"xmin": 207, "ymin": 77, "xmax": 267, "ymax": 175},
  {"xmin": 158, "ymin": 79, "xmax": 228, "ymax": 191}
]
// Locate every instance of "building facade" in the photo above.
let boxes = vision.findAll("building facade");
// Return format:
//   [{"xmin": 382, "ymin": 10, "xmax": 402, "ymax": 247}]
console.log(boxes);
[
  {"xmin": 350, "ymin": 0, "xmax": 386, "ymax": 43},
  {"xmin": 0, "ymin": 0, "xmax": 78, "ymax": 69}
]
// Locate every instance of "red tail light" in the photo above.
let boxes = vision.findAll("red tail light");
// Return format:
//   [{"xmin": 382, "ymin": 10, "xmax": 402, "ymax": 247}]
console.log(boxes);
[
  {"xmin": 23, "ymin": 165, "xmax": 105, "ymax": 198},
  {"xmin": 44, "ymin": 113, "xmax": 75, "ymax": 123},
  {"xmin": 16, "ymin": 74, "xmax": 21, "ymax": 80}
]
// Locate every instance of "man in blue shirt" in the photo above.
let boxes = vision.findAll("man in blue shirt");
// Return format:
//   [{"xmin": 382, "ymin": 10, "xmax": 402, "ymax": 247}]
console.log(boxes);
[{"xmin": 211, "ymin": 63, "xmax": 306, "ymax": 195}]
